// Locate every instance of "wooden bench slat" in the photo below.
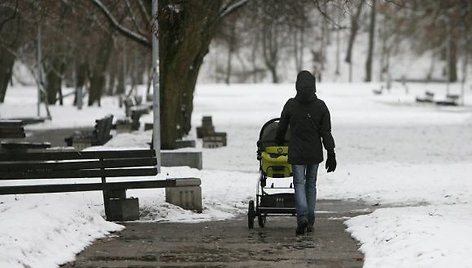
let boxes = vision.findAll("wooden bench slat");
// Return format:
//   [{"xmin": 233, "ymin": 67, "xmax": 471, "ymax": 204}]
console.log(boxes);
[
  {"xmin": 0, "ymin": 167, "xmax": 157, "ymax": 180},
  {"xmin": 0, "ymin": 179, "xmax": 178, "ymax": 195},
  {"xmin": 0, "ymin": 124, "xmax": 26, "ymax": 139},
  {"xmin": 0, "ymin": 132, "xmax": 26, "ymax": 139},
  {"xmin": 0, "ymin": 120, "xmax": 24, "ymax": 127},
  {"xmin": 0, "ymin": 127, "xmax": 25, "ymax": 134},
  {"xmin": 0, "ymin": 149, "xmax": 156, "ymax": 161},
  {"xmin": 0, "ymin": 157, "xmax": 157, "ymax": 172},
  {"xmin": 1, "ymin": 142, "xmax": 51, "ymax": 150}
]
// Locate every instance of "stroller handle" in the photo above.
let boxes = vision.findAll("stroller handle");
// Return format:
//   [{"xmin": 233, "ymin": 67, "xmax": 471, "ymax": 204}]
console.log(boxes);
[{"xmin": 258, "ymin": 118, "xmax": 280, "ymax": 142}]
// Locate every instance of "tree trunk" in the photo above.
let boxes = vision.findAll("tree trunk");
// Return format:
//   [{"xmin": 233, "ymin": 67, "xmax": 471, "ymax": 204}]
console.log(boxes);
[
  {"xmin": 74, "ymin": 59, "xmax": 87, "ymax": 107},
  {"xmin": 224, "ymin": 21, "xmax": 236, "ymax": 85},
  {"xmin": 88, "ymin": 38, "xmax": 113, "ymax": 106},
  {"xmin": 136, "ymin": 53, "xmax": 146, "ymax": 85},
  {"xmin": 116, "ymin": 53, "xmax": 126, "ymax": 95},
  {"xmin": 0, "ymin": 4, "xmax": 20, "ymax": 103},
  {"xmin": 251, "ymin": 34, "xmax": 260, "ymax": 83},
  {"xmin": 335, "ymin": 8, "xmax": 341, "ymax": 77},
  {"xmin": 345, "ymin": 0, "xmax": 364, "ymax": 65},
  {"xmin": 107, "ymin": 67, "xmax": 116, "ymax": 96},
  {"xmin": 365, "ymin": 0, "xmax": 376, "ymax": 82},
  {"xmin": 45, "ymin": 57, "xmax": 65, "ymax": 104},
  {"xmin": 449, "ymin": 33, "xmax": 458, "ymax": 82},
  {"xmin": 0, "ymin": 48, "xmax": 15, "ymax": 103},
  {"xmin": 293, "ymin": 26, "xmax": 304, "ymax": 73},
  {"xmin": 159, "ymin": 1, "xmax": 224, "ymax": 149},
  {"xmin": 225, "ymin": 43, "xmax": 233, "ymax": 85},
  {"xmin": 320, "ymin": 8, "xmax": 327, "ymax": 71},
  {"xmin": 268, "ymin": 66, "xmax": 278, "ymax": 83},
  {"xmin": 262, "ymin": 24, "xmax": 279, "ymax": 84}
]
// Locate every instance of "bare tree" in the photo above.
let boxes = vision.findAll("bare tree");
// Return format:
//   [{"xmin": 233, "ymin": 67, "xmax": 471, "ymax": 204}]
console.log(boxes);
[
  {"xmin": 345, "ymin": 0, "xmax": 365, "ymax": 82},
  {"xmin": 0, "ymin": 0, "xmax": 20, "ymax": 103},
  {"xmin": 88, "ymin": 0, "xmax": 250, "ymax": 148},
  {"xmin": 247, "ymin": 0, "xmax": 312, "ymax": 83},
  {"xmin": 365, "ymin": 0, "xmax": 376, "ymax": 82}
]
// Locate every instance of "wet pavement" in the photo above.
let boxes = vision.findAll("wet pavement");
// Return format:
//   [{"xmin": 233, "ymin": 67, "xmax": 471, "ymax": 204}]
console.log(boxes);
[
  {"xmin": 62, "ymin": 200, "xmax": 369, "ymax": 268},
  {"xmin": 23, "ymin": 129, "xmax": 369, "ymax": 267}
]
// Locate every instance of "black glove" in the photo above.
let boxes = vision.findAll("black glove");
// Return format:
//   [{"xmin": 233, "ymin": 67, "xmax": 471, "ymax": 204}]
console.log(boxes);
[{"xmin": 325, "ymin": 149, "xmax": 336, "ymax": 172}]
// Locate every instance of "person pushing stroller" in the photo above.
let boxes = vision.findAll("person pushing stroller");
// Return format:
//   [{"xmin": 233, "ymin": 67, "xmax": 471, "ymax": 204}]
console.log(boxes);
[{"xmin": 275, "ymin": 70, "xmax": 337, "ymax": 235}]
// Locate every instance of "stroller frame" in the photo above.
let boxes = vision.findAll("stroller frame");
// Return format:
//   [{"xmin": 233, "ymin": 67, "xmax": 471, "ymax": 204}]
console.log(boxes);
[{"xmin": 248, "ymin": 118, "xmax": 296, "ymax": 229}]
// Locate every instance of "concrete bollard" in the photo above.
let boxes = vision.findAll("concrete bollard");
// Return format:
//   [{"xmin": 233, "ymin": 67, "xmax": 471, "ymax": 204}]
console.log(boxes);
[
  {"xmin": 161, "ymin": 151, "xmax": 202, "ymax": 169},
  {"xmin": 166, "ymin": 186, "xmax": 203, "ymax": 213}
]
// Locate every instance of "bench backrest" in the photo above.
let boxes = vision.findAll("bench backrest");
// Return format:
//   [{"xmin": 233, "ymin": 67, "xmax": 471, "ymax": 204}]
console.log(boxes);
[
  {"xmin": 0, "ymin": 120, "xmax": 25, "ymax": 139},
  {"xmin": 92, "ymin": 115, "xmax": 113, "ymax": 145},
  {"xmin": 0, "ymin": 149, "xmax": 157, "ymax": 180}
]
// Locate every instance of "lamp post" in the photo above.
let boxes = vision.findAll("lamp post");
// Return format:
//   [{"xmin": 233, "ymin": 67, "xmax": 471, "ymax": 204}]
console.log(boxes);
[{"xmin": 152, "ymin": 0, "xmax": 161, "ymax": 172}]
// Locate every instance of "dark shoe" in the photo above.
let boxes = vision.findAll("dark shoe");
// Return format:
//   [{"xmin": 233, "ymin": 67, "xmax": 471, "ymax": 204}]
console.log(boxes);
[
  {"xmin": 307, "ymin": 225, "xmax": 314, "ymax": 233},
  {"xmin": 296, "ymin": 221, "xmax": 308, "ymax": 235}
]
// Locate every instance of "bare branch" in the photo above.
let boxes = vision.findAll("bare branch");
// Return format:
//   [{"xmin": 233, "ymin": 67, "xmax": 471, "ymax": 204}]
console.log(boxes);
[
  {"xmin": 0, "ymin": 0, "xmax": 19, "ymax": 32},
  {"xmin": 124, "ymin": 0, "xmax": 142, "ymax": 34},
  {"xmin": 89, "ymin": 0, "xmax": 151, "ymax": 48},
  {"xmin": 311, "ymin": 0, "xmax": 340, "ymax": 29},
  {"xmin": 219, "ymin": 0, "xmax": 249, "ymax": 19},
  {"xmin": 383, "ymin": 0, "xmax": 407, "ymax": 8},
  {"xmin": 137, "ymin": 0, "xmax": 151, "ymax": 25}
]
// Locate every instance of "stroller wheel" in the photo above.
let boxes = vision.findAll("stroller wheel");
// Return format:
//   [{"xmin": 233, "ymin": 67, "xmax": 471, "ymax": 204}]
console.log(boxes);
[
  {"xmin": 258, "ymin": 214, "xmax": 266, "ymax": 228},
  {"xmin": 248, "ymin": 200, "xmax": 255, "ymax": 229}
]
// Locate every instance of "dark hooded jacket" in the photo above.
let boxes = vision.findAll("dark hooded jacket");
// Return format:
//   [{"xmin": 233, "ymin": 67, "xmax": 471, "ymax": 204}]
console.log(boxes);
[{"xmin": 275, "ymin": 70, "xmax": 335, "ymax": 164}]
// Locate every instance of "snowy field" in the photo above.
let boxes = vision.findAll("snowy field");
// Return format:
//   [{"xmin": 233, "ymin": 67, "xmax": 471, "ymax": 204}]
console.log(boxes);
[{"xmin": 1, "ymin": 82, "xmax": 472, "ymax": 267}]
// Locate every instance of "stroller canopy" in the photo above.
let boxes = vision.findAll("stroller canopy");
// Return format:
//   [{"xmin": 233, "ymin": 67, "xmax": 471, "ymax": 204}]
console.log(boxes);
[{"xmin": 257, "ymin": 118, "xmax": 290, "ymax": 151}]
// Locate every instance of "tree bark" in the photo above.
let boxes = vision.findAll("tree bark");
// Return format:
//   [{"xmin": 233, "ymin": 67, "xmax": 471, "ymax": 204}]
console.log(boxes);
[
  {"xmin": 0, "ymin": 48, "xmax": 15, "ymax": 103},
  {"xmin": 89, "ymin": 0, "xmax": 248, "ymax": 148},
  {"xmin": 159, "ymin": 0, "xmax": 225, "ymax": 149}
]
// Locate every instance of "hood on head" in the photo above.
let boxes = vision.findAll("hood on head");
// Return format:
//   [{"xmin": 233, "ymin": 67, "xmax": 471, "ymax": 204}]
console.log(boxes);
[{"xmin": 295, "ymin": 70, "xmax": 316, "ymax": 103}]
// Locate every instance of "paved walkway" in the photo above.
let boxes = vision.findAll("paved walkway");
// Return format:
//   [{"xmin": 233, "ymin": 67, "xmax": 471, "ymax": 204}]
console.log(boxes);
[
  {"xmin": 25, "ymin": 129, "xmax": 369, "ymax": 267},
  {"xmin": 62, "ymin": 200, "xmax": 369, "ymax": 267}
]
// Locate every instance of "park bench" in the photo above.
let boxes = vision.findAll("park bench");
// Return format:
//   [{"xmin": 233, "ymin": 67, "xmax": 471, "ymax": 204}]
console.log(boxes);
[
  {"xmin": 123, "ymin": 95, "xmax": 144, "ymax": 117},
  {"xmin": 65, "ymin": 115, "xmax": 114, "ymax": 150},
  {"xmin": 435, "ymin": 94, "xmax": 460, "ymax": 106},
  {"xmin": 0, "ymin": 120, "xmax": 25, "ymax": 139},
  {"xmin": 0, "ymin": 120, "xmax": 51, "ymax": 152},
  {"xmin": 203, "ymin": 133, "xmax": 227, "ymax": 148},
  {"xmin": 116, "ymin": 96, "xmax": 150, "ymax": 132},
  {"xmin": 196, "ymin": 116, "xmax": 215, "ymax": 139},
  {"xmin": 416, "ymin": 91, "xmax": 435, "ymax": 103},
  {"xmin": 196, "ymin": 116, "xmax": 227, "ymax": 148},
  {"xmin": 0, "ymin": 149, "xmax": 202, "ymax": 221},
  {"xmin": 115, "ymin": 108, "xmax": 149, "ymax": 132},
  {"xmin": 1, "ymin": 141, "xmax": 51, "ymax": 152}
]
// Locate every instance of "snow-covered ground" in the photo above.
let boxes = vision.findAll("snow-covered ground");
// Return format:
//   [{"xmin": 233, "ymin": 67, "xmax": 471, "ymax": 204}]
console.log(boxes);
[{"xmin": 1, "ymin": 81, "xmax": 472, "ymax": 267}]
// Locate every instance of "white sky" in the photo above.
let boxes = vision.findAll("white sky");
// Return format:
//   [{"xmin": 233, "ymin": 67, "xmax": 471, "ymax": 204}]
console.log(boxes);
[{"xmin": 1, "ymin": 81, "xmax": 472, "ymax": 267}]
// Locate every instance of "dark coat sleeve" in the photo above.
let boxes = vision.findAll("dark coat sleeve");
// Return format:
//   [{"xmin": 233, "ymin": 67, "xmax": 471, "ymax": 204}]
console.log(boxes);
[
  {"xmin": 276, "ymin": 100, "xmax": 291, "ymax": 145},
  {"xmin": 320, "ymin": 101, "xmax": 335, "ymax": 150}
]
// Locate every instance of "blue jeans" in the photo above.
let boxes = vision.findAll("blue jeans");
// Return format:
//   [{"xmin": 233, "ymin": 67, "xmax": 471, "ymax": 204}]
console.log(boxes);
[{"xmin": 292, "ymin": 164, "xmax": 319, "ymax": 226}]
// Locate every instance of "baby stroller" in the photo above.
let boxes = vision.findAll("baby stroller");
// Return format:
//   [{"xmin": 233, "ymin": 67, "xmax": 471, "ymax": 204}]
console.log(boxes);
[{"xmin": 248, "ymin": 118, "xmax": 295, "ymax": 229}]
